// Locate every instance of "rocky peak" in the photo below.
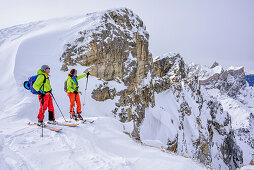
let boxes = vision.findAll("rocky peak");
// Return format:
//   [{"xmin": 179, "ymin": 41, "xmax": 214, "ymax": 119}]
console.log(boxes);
[
  {"xmin": 189, "ymin": 63, "xmax": 246, "ymax": 97},
  {"xmin": 60, "ymin": 8, "xmax": 154, "ymax": 136},
  {"xmin": 210, "ymin": 61, "xmax": 219, "ymax": 69},
  {"xmin": 60, "ymin": 8, "xmax": 150, "ymax": 85},
  {"xmin": 59, "ymin": 8, "xmax": 243, "ymax": 169},
  {"xmin": 153, "ymin": 53, "xmax": 186, "ymax": 79},
  {"xmin": 145, "ymin": 53, "xmax": 243, "ymax": 169}
]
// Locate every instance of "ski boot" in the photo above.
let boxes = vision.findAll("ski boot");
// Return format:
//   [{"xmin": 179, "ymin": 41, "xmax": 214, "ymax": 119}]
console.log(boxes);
[
  {"xmin": 47, "ymin": 119, "xmax": 57, "ymax": 125},
  {"xmin": 77, "ymin": 112, "xmax": 83, "ymax": 120},
  {"xmin": 70, "ymin": 112, "xmax": 78, "ymax": 121},
  {"xmin": 37, "ymin": 120, "xmax": 45, "ymax": 127}
]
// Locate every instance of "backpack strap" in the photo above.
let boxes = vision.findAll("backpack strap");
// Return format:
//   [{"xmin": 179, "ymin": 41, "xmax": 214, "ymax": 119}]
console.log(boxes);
[{"xmin": 39, "ymin": 74, "xmax": 48, "ymax": 92}]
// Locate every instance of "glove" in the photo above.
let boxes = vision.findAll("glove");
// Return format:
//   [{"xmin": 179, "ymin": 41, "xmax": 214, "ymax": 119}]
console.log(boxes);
[
  {"xmin": 87, "ymin": 72, "xmax": 90, "ymax": 77},
  {"xmin": 79, "ymin": 91, "xmax": 82, "ymax": 95},
  {"xmin": 49, "ymin": 89, "xmax": 52, "ymax": 93},
  {"xmin": 74, "ymin": 91, "xmax": 78, "ymax": 94}
]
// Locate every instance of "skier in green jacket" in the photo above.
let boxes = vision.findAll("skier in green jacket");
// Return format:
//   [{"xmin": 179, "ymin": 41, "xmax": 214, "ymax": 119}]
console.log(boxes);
[
  {"xmin": 33, "ymin": 65, "xmax": 55, "ymax": 125},
  {"xmin": 66, "ymin": 69, "xmax": 89, "ymax": 120}
]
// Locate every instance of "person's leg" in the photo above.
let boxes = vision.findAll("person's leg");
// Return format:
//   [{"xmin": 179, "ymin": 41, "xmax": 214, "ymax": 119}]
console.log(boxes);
[
  {"xmin": 48, "ymin": 94, "xmax": 55, "ymax": 120},
  {"xmin": 76, "ymin": 93, "xmax": 81, "ymax": 114},
  {"xmin": 68, "ymin": 93, "xmax": 75, "ymax": 116},
  {"xmin": 76, "ymin": 93, "xmax": 83, "ymax": 120},
  {"xmin": 37, "ymin": 95, "xmax": 43, "ymax": 121},
  {"xmin": 37, "ymin": 95, "xmax": 49, "ymax": 121}
]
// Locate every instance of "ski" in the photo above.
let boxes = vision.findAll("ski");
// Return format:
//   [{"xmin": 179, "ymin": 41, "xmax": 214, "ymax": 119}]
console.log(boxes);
[
  {"xmin": 28, "ymin": 122, "xmax": 62, "ymax": 132},
  {"xmin": 69, "ymin": 115, "xmax": 94, "ymax": 123},
  {"xmin": 51, "ymin": 122, "xmax": 78, "ymax": 127},
  {"xmin": 82, "ymin": 119, "xmax": 94, "ymax": 124}
]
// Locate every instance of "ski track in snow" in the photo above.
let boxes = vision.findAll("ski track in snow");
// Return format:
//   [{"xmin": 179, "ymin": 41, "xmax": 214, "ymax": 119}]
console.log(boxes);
[{"xmin": 0, "ymin": 116, "xmax": 208, "ymax": 170}]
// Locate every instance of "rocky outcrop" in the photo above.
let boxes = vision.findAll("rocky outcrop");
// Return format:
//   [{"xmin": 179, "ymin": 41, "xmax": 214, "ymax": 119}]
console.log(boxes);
[
  {"xmin": 60, "ymin": 8, "xmax": 155, "ymax": 137},
  {"xmin": 235, "ymin": 113, "xmax": 254, "ymax": 150},
  {"xmin": 250, "ymin": 159, "xmax": 254, "ymax": 165},
  {"xmin": 91, "ymin": 83, "xmax": 116, "ymax": 101},
  {"xmin": 149, "ymin": 54, "xmax": 243, "ymax": 169},
  {"xmin": 219, "ymin": 67, "xmax": 246, "ymax": 97},
  {"xmin": 210, "ymin": 61, "xmax": 219, "ymax": 69},
  {"xmin": 60, "ymin": 8, "xmax": 150, "ymax": 85},
  {"xmin": 60, "ymin": 8, "xmax": 243, "ymax": 169},
  {"xmin": 189, "ymin": 62, "xmax": 246, "ymax": 97}
]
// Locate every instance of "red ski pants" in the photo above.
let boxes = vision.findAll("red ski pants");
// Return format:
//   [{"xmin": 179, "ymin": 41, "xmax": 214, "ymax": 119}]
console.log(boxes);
[
  {"xmin": 38, "ymin": 93, "xmax": 55, "ymax": 121},
  {"xmin": 67, "ymin": 93, "xmax": 81, "ymax": 114}
]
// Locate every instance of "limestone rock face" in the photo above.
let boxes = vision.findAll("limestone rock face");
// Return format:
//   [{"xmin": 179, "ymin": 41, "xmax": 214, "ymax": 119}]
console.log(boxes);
[
  {"xmin": 219, "ymin": 67, "xmax": 246, "ymax": 97},
  {"xmin": 60, "ymin": 8, "xmax": 150, "ymax": 85},
  {"xmin": 189, "ymin": 62, "xmax": 246, "ymax": 97},
  {"xmin": 91, "ymin": 83, "xmax": 116, "ymax": 101},
  {"xmin": 250, "ymin": 159, "xmax": 254, "ymax": 165},
  {"xmin": 153, "ymin": 54, "xmax": 187, "ymax": 94},
  {"xmin": 60, "ymin": 8, "xmax": 155, "ymax": 137},
  {"xmin": 189, "ymin": 62, "xmax": 254, "ymax": 168},
  {"xmin": 60, "ymin": 8, "xmax": 243, "ymax": 169},
  {"xmin": 210, "ymin": 61, "xmax": 219, "ymax": 69},
  {"xmin": 147, "ymin": 53, "xmax": 243, "ymax": 169}
]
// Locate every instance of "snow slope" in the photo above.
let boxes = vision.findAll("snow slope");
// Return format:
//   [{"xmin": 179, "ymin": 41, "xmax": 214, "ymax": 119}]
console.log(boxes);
[
  {"xmin": 139, "ymin": 82, "xmax": 233, "ymax": 169},
  {"xmin": 0, "ymin": 10, "xmax": 208, "ymax": 170},
  {"xmin": 188, "ymin": 62, "xmax": 254, "ymax": 166},
  {"xmin": 0, "ymin": 117, "xmax": 207, "ymax": 170}
]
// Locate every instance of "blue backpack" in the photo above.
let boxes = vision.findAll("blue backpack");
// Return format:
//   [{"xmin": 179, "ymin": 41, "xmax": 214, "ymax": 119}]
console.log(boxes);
[{"xmin": 24, "ymin": 74, "xmax": 46, "ymax": 95}]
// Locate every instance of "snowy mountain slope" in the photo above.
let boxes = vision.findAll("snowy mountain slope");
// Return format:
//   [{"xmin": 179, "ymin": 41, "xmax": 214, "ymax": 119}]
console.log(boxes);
[
  {"xmin": 208, "ymin": 91, "xmax": 254, "ymax": 167},
  {"xmin": 54, "ymin": 8, "xmax": 245, "ymax": 169},
  {"xmin": 189, "ymin": 62, "xmax": 254, "ymax": 166},
  {"xmin": 0, "ymin": 9, "xmax": 209, "ymax": 170},
  {"xmin": 138, "ymin": 54, "xmax": 243, "ymax": 170},
  {"xmin": 239, "ymin": 164, "xmax": 254, "ymax": 170},
  {"xmin": 0, "ymin": 116, "xmax": 208, "ymax": 170}
]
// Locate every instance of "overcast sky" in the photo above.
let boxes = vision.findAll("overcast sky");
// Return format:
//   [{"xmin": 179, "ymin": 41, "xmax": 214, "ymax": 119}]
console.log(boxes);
[{"xmin": 1, "ymin": 0, "xmax": 253, "ymax": 73}]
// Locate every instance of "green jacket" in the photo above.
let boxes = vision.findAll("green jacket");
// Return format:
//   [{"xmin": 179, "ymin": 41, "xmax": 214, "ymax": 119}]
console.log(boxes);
[
  {"xmin": 33, "ymin": 69, "xmax": 51, "ymax": 93},
  {"xmin": 66, "ymin": 73, "xmax": 87, "ymax": 93}
]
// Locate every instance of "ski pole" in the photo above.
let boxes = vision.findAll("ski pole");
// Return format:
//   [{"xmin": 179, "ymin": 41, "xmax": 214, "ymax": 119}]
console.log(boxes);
[
  {"xmin": 85, "ymin": 74, "xmax": 89, "ymax": 90},
  {"xmin": 83, "ymin": 75, "xmax": 89, "ymax": 106},
  {"xmin": 40, "ymin": 95, "xmax": 44, "ymax": 137},
  {"xmin": 50, "ymin": 92, "xmax": 67, "ymax": 122}
]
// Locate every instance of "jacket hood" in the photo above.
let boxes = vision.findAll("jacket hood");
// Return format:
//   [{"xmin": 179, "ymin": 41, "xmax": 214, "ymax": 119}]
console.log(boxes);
[
  {"xmin": 67, "ymin": 76, "xmax": 72, "ymax": 80},
  {"xmin": 37, "ymin": 69, "xmax": 48, "ymax": 77}
]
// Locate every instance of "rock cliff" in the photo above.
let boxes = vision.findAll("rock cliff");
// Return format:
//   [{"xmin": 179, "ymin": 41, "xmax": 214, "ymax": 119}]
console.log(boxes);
[{"xmin": 60, "ymin": 8, "xmax": 244, "ymax": 169}]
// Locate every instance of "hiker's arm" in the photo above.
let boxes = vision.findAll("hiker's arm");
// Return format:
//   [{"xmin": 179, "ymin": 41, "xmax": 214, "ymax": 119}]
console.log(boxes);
[
  {"xmin": 67, "ymin": 79, "xmax": 75, "ymax": 92},
  {"xmin": 77, "ymin": 73, "xmax": 87, "ymax": 81},
  {"xmin": 33, "ymin": 75, "xmax": 44, "ymax": 92}
]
